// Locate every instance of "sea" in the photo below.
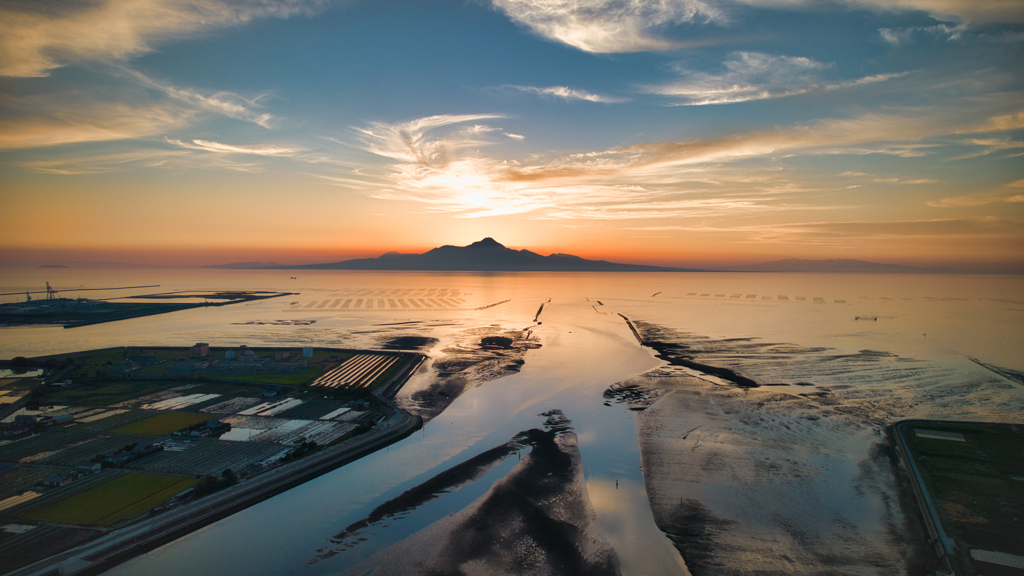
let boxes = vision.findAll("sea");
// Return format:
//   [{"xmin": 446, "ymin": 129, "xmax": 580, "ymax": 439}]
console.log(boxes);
[{"xmin": 1, "ymin": 267, "xmax": 1021, "ymax": 575}]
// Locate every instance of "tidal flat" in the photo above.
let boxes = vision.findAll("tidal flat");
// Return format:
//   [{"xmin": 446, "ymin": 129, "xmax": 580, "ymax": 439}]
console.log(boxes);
[
  {"xmin": 1, "ymin": 269, "xmax": 1021, "ymax": 576},
  {"xmin": 622, "ymin": 320, "xmax": 1024, "ymax": 575}
]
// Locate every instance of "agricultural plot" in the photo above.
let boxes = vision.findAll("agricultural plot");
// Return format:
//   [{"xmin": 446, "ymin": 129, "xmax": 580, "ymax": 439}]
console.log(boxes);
[
  {"xmin": 238, "ymin": 398, "xmax": 303, "ymax": 417},
  {"xmin": 0, "ymin": 465, "xmax": 67, "ymax": 498},
  {"xmin": 39, "ymin": 434, "xmax": 154, "ymax": 467},
  {"xmin": 898, "ymin": 421, "xmax": 1024, "ymax": 573},
  {"xmin": 140, "ymin": 393, "xmax": 221, "ymax": 410},
  {"xmin": 74, "ymin": 408, "xmax": 128, "ymax": 423},
  {"xmin": 113, "ymin": 386, "xmax": 201, "ymax": 408},
  {"xmin": 318, "ymin": 406, "xmax": 351, "ymax": 421},
  {"xmin": 275, "ymin": 399, "xmax": 347, "ymax": 420},
  {"xmin": 43, "ymin": 380, "xmax": 167, "ymax": 407},
  {"xmin": 110, "ymin": 412, "xmax": 214, "ymax": 436},
  {"xmin": 253, "ymin": 420, "xmax": 353, "ymax": 445},
  {"xmin": 77, "ymin": 410, "xmax": 157, "ymax": 432},
  {"xmin": 200, "ymin": 396, "xmax": 260, "ymax": 414},
  {"xmin": 25, "ymin": 472, "xmax": 196, "ymax": 527},
  {"xmin": 5, "ymin": 470, "xmax": 126, "ymax": 518},
  {"xmin": 134, "ymin": 441, "xmax": 285, "ymax": 477},
  {"xmin": 0, "ymin": 430, "xmax": 92, "ymax": 463},
  {"xmin": 311, "ymin": 354, "xmax": 399, "ymax": 390}
]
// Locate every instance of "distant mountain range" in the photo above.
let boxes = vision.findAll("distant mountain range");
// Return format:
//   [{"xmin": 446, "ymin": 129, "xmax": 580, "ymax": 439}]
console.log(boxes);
[
  {"xmin": 715, "ymin": 258, "xmax": 955, "ymax": 273},
  {"xmin": 204, "ymin": 241, "xmax": 960, "ymax": 273},
  {"xmin": 246, "ymin": 238, "xmax": 696, "ymax": 272}
]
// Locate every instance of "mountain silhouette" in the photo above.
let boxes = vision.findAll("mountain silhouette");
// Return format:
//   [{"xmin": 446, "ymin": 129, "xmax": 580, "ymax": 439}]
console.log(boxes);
[{"xmin": 281, "ymin": 238, "xmax": 695, "ymax": 272}]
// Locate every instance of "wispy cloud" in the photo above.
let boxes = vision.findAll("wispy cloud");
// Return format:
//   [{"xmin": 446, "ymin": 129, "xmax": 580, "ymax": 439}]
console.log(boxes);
[
  {"xmin": 489, "ymin": 0, "xmax": 1024, "ymax": 56},
  {"xmin": 13, "ymin": 146, "xmax": 271, "ymax": 174},
  {"xmin": 488, "ymin": 0, "xmax": 721, "ymax": 53},
  {"xmin": 0, "ymin": 0, "xmax": 328, "ymax": 77},
  {"xmin": 645, "ymin": 52, "xmax": 907, "ymax": 106},
  {"xmin": 166, "ymin": 138, "xmax": 300, "ymax": 156},
  {"xmin": 355, "ymin": 114, "xmax": 507, "ymax": 164},
  {"xmin": 929, "ymin": 179, "xmax": 1024, "ymax": 207},
  {"xmin": 127, "ymin": 69, "xmax": 275, "ymax": 128},
  {"xmin": 15, "ymin": 150, "xmax": 190, "ymax": 175},
  {"xmin": 838, "ymin": 172, "xmax": 940, "ymax": 184},
  {"xmin": 945, "ymin": 137, "xmax": 1024, "ymax": 160},
  {"xmin": 735, "ymin": 0, "xmax": 1024, "ymax": 24},
  {"xmin": 879, "ymin": 23, "xmax": 968, "ymax": 46},
  {"xmin": 505, "ymin": 85, "xmax": 627, "ymax": 103},
  {"xmin": 335, "ymin": 106, "xmax": 1023, "ymax": 220},
  {"xmin": 0, "ymin": 101, "xmax": 195, "ymax": 149}
]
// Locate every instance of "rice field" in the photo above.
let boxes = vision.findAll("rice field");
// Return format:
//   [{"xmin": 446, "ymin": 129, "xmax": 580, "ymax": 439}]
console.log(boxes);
[
  {"xmin": 77, "ymin": 410, "xmax": 157, "ymax": 432},
  {"xmin": 0, "ymin": 430, "xmax": 92, "ymax": 463},
  {"xmin": 40, "ymin": 434, "xmax": 154, "ymax": 467},
  {"xmin": 311, "ymin": 354, "xmax": 398, "ymax": 390},
  {"xmin": 110, "ymin": 412, "xmax": 214, "ymax": 436},
  {"xmin": 24, "ymin": 472, "xmax": 196, "ymax": 527}
]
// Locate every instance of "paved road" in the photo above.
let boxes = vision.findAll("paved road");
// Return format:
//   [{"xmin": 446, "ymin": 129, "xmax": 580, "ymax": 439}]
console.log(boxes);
[{"xmin": 5, "ymin": 410, "xmax": 422, "ymax": 576}]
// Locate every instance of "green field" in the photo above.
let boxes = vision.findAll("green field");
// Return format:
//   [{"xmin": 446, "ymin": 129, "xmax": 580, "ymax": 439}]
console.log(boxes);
[
  {"xmin": 111, "ymin": 412, "xmax": 214, "ymax": 435},
  {"xmin": 44, "ymin": 380, "xmax": 168, "ymax": 406},
  {"xmin": 25, "ymin": 472, "xmax": 197, "ymax": 526},
  {"xmin": 903, "ymin": 421, "xmax": 1024, "ymax": 559},
  {"xmin": 211, "ymin": 370, "xmax": 319, "ymax": 386}
]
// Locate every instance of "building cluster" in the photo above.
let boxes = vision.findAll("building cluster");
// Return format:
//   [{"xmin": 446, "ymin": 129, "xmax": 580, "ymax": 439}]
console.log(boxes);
[
  {"xmin": 173, "ymin": 419, "xmax": 231, "ymax": 438},
  {"xmin": 0, "ymin": 413, "xmax": 75, "ymax": 440},
  {"xmin": 39, "ymin": 461, "xmax": 103, "ymax": 489},
  {"xmin": 170, "ymin": 344, "xmax": 314, "ymax": 375}
]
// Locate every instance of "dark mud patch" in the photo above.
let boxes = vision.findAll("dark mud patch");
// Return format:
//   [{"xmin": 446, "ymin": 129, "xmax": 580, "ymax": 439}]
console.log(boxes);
[
  {"xmin": 398, "ymin": 326, "xmax": 541, "ymax": 422},
  {"xmin": 329, "ymin": 410, "xmax": 620, "ymax": 576},
  {"xmin": 379, "ymin": 335, "xmax": 439, "ymax": 350},
  {"xmin": 623, "ymin": 317, "xmax": 760, "ymax": 387},
  {"xmin": 658, "ymin": 498, "xmax": 738, "ymax": 574},
  {"xmin": 603, "ymin": 382, "xmax": 660, "ymax": 410}
]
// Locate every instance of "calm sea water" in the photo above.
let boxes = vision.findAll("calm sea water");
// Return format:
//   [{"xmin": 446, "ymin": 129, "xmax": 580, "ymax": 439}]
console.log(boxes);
[{"xmin": 1, "ymin": 267, "xmax": 1021, "ymax": 575}]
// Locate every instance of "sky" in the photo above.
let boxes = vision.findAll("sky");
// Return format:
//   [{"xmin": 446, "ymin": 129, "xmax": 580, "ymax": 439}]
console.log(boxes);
[{"xmin": 0, "ymin": 0, "xmax": 1022, "ymax": 270}]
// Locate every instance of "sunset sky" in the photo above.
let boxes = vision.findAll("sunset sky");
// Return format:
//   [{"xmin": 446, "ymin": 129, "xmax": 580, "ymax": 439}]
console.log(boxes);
[{"xmin": 1, "ymin": 0, "xmax": 1022, "ymax": 270}]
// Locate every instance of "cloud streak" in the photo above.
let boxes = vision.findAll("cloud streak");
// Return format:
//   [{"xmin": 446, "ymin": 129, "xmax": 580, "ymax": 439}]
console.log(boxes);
[
  {"xmin": 338, "ymin": 105, "xmax": 1024, "ymax": 220},
  {"xmin": 166, "ymin": 138, "xmax": 300, "ymax": 156},
  {"xmin": 128, "ymin": 69, "xmax": 275, "ymax": 128},
  {"xmin": 645, "ymin": 52, "xmax": 907, "ymax": 106},
  {"xmin": 0, "ymin": 0, "xmax": 328, "ymax": 77},
  {"xmin": 489, "ymin": 0, "xmax": 721, "ymax": 53},
  {"xmin": 488, "ymin": 0, "xmax": 1024, "ymax": 56},
  {"xmin": 506, "ymin": 85, "xmax": 627, "ymax": 103},
  {"xmin": 0, "ymin": 101, "xmax": 195, "ymax": 149}
]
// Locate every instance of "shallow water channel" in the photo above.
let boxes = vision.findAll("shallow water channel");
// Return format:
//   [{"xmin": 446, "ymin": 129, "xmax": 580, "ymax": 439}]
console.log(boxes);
[
  {"xmin": 2, "ymin": 268, "xmax": 1020, "ymax": 575},
  {"xmin": 102, "ymin": 297, "xmax": 688, "ymax": 576}
]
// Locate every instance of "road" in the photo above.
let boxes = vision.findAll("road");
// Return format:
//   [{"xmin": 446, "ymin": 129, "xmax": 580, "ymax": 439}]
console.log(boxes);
[{"xmin": 4, "ymin": 409, "xmax": 422, "ymax": 576}]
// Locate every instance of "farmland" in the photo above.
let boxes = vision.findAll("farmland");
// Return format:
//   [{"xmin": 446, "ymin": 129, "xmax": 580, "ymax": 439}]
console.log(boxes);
[
  {"xmin": 0, "ymin": 345, "xmax": 423, "ymax": 572},
  {"xmin": 895, "ymin": 420, "xmax": 1024, "ymax": 575},
  {"xmin": 25, "ymin": 473, "xmax": 197, "ymax": 526},
  {"xmin": 110, "ymin": 412, "xmax": 215, "ymax": 435}
]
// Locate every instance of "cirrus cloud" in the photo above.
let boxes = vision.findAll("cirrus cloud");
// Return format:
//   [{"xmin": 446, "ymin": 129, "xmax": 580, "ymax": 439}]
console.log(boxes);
[{"xmin": 0, "ymin": 0, "xmax": 330, "ymax": 78}]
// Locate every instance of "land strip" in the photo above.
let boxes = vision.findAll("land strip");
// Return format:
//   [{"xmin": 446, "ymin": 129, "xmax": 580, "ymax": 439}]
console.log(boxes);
[
  {"xmin": 892, "ymin": 420, "xmax": 1024, "ymax": 576},
  {"xmin": 0, "ymin": 292, "xmax": 296, "ymax": 328},
  {"xmin": 5, "ymin": 408, "xmax": 421, "ymax": 576},
  {"xmin": 1, "ymin": 345, "xmax": 425, "ymax": 574}
]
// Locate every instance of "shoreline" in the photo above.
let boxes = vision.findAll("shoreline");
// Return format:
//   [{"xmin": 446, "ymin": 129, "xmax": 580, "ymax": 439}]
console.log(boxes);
[{"xmin": 5, "ymin": 405, "xmax": 422, "ymax": 576}]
